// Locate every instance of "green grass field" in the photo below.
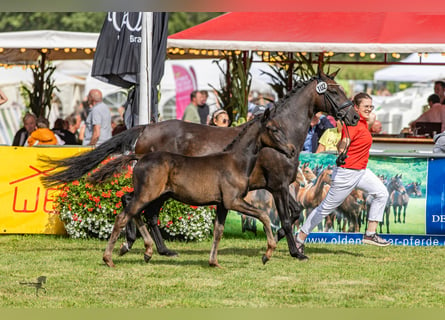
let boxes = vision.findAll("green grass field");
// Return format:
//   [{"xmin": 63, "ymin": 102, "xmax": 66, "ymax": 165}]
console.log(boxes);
[{"xmin": 1, "ymin": 211, "xmax": 444, "ymax": 309}]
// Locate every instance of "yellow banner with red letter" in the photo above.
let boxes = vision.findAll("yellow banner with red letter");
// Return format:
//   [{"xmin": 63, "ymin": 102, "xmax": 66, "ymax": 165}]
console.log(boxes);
[{"xmin": 0, "ymin": 146, "xmax": 90, "ymax": 235}]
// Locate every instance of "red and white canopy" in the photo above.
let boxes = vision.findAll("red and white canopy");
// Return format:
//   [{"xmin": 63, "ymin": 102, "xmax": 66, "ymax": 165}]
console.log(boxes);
[{"xmin": 168, "ymin": 12, "xmax": 445, "ymax": 54}]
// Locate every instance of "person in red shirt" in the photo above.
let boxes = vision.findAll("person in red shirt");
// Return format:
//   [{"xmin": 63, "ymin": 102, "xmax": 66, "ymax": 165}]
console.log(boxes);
[{"xmin": 295, "ymin": 92, "xmax": 390, "ymax": 259}]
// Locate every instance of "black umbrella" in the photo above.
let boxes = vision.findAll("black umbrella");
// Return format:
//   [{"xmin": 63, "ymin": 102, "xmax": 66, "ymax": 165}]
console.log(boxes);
[{"xmin": 91, "ymin": 12, "xmax": 168, "ymax": 127}]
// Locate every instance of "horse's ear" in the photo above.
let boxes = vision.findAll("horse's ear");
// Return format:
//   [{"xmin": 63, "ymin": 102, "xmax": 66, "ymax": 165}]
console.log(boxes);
[
  {"xmin": 262, "ymin": 108, "xmax": 271, "ymax": 122},
  {"xmin": 316, "ymin": 63, "xmax": 322, "ymax": 77},
  {"xmin": 328, "ymin": 68, "xmax": 340, "ymax": 79}
]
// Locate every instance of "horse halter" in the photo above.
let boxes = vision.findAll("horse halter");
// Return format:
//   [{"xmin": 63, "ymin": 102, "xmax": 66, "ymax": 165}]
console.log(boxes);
[
  {"xmin": 314, "ymin": 77, "xmax": 355, "ymax": 166},
  {"xmin": 314, "ymin": 77, "xmax": 354, "ymax": 121}
]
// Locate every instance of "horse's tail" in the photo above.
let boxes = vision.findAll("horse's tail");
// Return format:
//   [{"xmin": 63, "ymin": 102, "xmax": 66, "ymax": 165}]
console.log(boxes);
[
  {"xmin": 88, "ymin": 154, "xmax": 141, "ymax": 185},
  {"xmin": 40, "ymin": 126, "xmax": 145, "ymax": 187}
]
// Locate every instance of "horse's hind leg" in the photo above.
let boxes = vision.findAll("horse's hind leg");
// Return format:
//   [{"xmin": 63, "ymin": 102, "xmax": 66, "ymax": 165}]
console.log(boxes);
[
  {"xmin": 145, "ymin": 198, "xmax": 179, "ymax": 257},
  {"xmin": 119, "ymin": 193, "xmax": 136, "ymax": 256},
  {"xmin": 103, "ymin": 210, "xmax": 132, "ymax": 267},
  {"xmin": 229, "ymin": 199, "xmax": 277, "ymax": 264},
  {"xmin": 133, "ymin": 215, "xmax": 154, "ymax": 263},
  {"xmin": 209, "ymin": 205, "xmax": 228, "ymax": 268},
  {"xmin": 275, "ymin": 194, "xmax": 302, "ymax": 241},
  {"xmin": 272, "ymin": 189, "xmax": 307, "ymax": 260},
  {"xmin": 103, "ymin": 198, "xmax": 148, "ymax": 267}
]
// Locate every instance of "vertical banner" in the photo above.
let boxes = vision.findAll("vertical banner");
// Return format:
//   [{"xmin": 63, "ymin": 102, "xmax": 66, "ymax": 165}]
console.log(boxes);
[
  {"xmin": 91, "ymin": 12, "xmax": 168, "ymax": 127},
  {"xmin": 172, "ymin": 65, "xmax": 197, "ymax": 119},
  {"xmin": 426, "ymin": 157, "xmax": 445, "ymax": 234},
  {"xmin": 0, "ymin": 146, "xmax": 88, "ymax": 235}
]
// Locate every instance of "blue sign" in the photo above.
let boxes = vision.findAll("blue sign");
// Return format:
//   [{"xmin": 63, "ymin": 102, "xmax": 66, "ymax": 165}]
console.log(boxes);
[{"xmin": 426, "ymin": 157, "xmax": 445, "ymax": 234}]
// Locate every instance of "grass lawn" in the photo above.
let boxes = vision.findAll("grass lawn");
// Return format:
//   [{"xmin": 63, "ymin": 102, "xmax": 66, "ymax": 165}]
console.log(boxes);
[{"xmin": 1, "ymin": 211, "xmax": 444, "ymax": 309}]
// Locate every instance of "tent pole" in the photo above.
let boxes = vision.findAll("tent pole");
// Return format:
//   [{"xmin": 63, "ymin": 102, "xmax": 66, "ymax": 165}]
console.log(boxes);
[{"xmin": 138, "ymin": 12, "xmax": 153, "ymax": 125}]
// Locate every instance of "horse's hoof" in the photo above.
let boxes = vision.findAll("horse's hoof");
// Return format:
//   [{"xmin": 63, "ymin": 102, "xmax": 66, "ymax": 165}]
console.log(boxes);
[
  {"xmin": 297, "ymin": 254, "xmax": 309, "ymax": 261},
  {"xmin": 159, "ymin": 249, "xmax": 179, "ymax": 257},
  {"xmin": 119, "ymin": 242, "xmax": 130, "ymax": 256},
  {"xmin": 209, "ymin": 262, "xmax": 222, "ymax": 268},
  {"xmin": 262, "ymin": 255, "xmax": 270, "ymax": 265},
  {"xmin": 103, "ymin": 257, "xmax": 115, "ymax": 268},
  {"xmin": 144, "ymin": 254, "xmax": 152, "ymax": 263}
]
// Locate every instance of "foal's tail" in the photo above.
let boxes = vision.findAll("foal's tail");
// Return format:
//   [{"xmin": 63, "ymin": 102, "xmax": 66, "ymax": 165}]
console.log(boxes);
[
  {"xmin": 88, "ymin": 154, "xmax": 142, "ymax": 185},
  {"xmin": 40, "ymin": 126, "xmax": 145, "ymax": 187}
]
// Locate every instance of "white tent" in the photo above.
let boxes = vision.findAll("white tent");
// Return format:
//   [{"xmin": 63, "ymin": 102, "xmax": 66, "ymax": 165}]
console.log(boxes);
[{"xmin": 374, "ymin": 53, "xmax": 445, "ymax": 82}]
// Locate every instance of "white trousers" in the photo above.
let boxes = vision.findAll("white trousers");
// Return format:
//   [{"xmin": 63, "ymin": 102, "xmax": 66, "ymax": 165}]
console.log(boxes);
[{"xmin": 300, "ymin": 167, "xmax": 389, "ymax": 235}]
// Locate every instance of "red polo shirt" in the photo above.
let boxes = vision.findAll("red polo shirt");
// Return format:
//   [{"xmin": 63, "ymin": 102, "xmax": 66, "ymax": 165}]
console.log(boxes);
[{"xmin": 340, "ymin": 116, "xmax": 372, "ymax": 170}]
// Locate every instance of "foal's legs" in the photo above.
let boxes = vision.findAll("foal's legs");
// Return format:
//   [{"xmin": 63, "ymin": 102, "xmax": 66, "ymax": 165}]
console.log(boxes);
[
  {"xmin": 209, "ymin": 205, "xmax": 228, "ymax": 268},
  {"xmin": 133, "ymin": 214, "xmax": 154, "ymax": 263},
  {"xmin": 120, "ymin": 194, "xmax": 178, "ymax": 257},
  {"xmin": 228, "ymin": 198, "xmax": 277, "ymax": 264},
  {"xmin": 103, "ymin": 210, "xmax": 132, "ymax": 268},
  {"xmin": 103, "ymin": 199, "xmax": 151, "ymax": 267}
]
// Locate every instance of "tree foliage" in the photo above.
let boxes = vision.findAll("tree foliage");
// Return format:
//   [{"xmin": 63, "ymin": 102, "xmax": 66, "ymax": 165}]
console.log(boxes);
[{"xmin": 0, "ymin": 12, "xmax": 223, "ymax": 34}]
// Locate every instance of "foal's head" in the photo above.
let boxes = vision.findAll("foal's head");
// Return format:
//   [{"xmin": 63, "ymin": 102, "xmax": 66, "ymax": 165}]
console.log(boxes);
[{"xmin": 256, "ymin": 108, "xmax": 296, "ymax": 159}]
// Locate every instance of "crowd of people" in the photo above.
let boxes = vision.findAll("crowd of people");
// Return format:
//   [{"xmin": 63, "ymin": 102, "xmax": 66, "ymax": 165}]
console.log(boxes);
[{"xmin": 10, "ymin": 88, "xmax": 125, "ymax": 148}]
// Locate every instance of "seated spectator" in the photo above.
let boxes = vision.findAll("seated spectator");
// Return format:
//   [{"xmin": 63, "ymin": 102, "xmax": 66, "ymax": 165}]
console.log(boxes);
[
  {"xmin": 410, "ymin": 94, "xmax": 445, "ymax": 133},
  {"xmin": 111, "ymin": 115, "xmax": 127, "ymax": 136},
  {"xmin": 27, "ymin": 117, "xmax": 58, "ymax": 146},
  {"xmin": 0, "ymin": 89, "xmax": 8, "ymax": 105},
  {"xmin": 247, "ymin": 105, "xmax": 266, "ymax": 121},
  {"xmin": 209, "ymin": 109, "xmax": 230, "ymax": 127},
  {"xmin": 52, "ymin": 118, "xmax": 79, "ymax": 145},
  {"xmin": 12, "ymin": 112, "xmax": 37, "ymax": 146},
  {"xmin": 65, "ymin": 112, "xmax": 82, "ymax": 144},
  {"xmin": 302, "ymin": 112, "xmax": 334, "ymax": 153},
  {"xmin": 316, "ymin": 120, "xmax": 342, "ymax": 153},
  {"xmin": 433, "ymin": 131, "xmax": 445, "ymax": 153},
  {"xmin": 370, "ymin": 120, "xmax": 383, "ymax": 135}
]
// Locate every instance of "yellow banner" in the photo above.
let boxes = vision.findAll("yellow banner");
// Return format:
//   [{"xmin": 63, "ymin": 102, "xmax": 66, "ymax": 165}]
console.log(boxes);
[{"xmin": 0, "ymin": 146, "xmax": 90, "ymax": 235}]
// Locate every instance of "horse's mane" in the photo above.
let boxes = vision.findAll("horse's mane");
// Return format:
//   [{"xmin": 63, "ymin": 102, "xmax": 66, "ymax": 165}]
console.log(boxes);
[
  {"xmin": 223, "ymin": 115, "xmax": 262, "ymax": 152},
  {"xmin": 271, "ymin": 76, "xmax": 316, "ymax": 112}
]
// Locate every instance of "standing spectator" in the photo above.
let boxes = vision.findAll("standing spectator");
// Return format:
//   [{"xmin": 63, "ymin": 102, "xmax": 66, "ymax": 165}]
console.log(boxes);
[
  {"xmin": 434, "ymin": 81, "xmax": 445, "ymax": 104},
  {"xmin": 82, "ymin": 89, "xmax": 112, "ymax": 147},
  {"xmin": 27, "ymin": 117, "xmax": 58, "ymax": 146},
  {"xmin": 0, "ymin": 89, "xmax": 8, "ymax": 105},
  {"xmin": 302, "ymin": 112, "xmax": 334, "ymax": 153},
  {"xmin": 295, "ymin": 92, "xmax": 390, "ymax": 259},
  {"xmin": 197, "ymin": 90, "xmax": 210, "ymax": 124},
  {"xmin": 12, "ymin": 113, "xmax": 37, "ymax": 146},
  {"xmin": 182, "ymin": 90, "xmax": 202, "ymax": 124}
]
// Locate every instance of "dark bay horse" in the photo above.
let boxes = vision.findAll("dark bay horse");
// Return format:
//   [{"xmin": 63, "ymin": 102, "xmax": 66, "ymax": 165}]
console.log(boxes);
[
  {"xmin": 405, "ymin": 182, "xmax": 422, "ymax": 198},
  {"xmin": 380, "ymin": 174, "xmax": 405, "ymax": 234},
  {"xmin": 392, "ymin": 185, "xmax": 409, "ymax": 224},
  {"xmin": 88, "ymin": 109, "xmax": 296, "ymax": 267},
  {"xmin": 41, "ymin": 70, "xmax": 359, "ymax": 261}
]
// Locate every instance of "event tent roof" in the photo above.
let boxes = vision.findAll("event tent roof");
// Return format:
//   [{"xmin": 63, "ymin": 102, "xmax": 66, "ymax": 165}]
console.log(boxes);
[
  {"xmin": 0, "ymin": 30, "xmax": 99, "ymax": 63},
  {"xmin": 168, "ymin": 12, "xmax": 445, "ymax": 55},
  {"xmin": 374, "ymin": 53, "xmax": 445, "ymax": 82}
]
